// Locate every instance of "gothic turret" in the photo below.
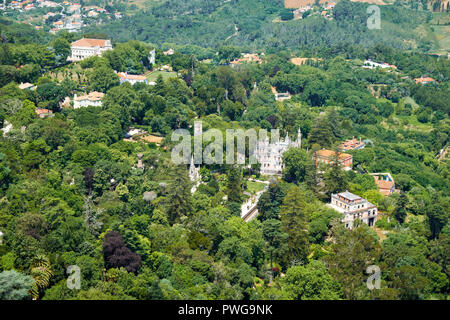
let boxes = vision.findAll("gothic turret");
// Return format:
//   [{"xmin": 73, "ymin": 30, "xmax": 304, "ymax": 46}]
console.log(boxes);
[
  {"xmin": 297, "ymin": 128, "xmax": 302, "ymax": 148},
  {"xmin": 189, "ymin": 155, "xmax": 200, "ymax": 181},
  {"xmin": 255, "ymin": 128, "xmax": 302, "ymax": 176}
]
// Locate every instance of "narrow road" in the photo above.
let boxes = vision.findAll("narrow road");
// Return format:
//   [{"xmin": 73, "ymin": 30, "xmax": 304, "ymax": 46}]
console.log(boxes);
[{"xmin": 241, "ymin": 179, "xmax": 269, "ymax": 222}]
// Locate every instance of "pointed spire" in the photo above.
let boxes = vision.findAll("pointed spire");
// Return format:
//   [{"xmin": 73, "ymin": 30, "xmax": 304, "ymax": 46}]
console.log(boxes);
[
  {"xmin": 297, "ymin": 128, "xmax": 302, "ymax": 147},
  {"xmin": 189, "ymin": 155, "xmax": 195, "ymax": 175}
]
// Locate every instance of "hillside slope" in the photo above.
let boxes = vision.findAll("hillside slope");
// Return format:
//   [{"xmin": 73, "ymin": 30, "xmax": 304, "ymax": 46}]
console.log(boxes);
[{"xmin": 87, "ymin": 0, "xmax": 432, "ymax": 51}]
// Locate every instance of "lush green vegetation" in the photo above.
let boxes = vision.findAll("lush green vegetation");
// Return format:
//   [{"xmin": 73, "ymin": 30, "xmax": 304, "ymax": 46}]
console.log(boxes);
[
  {"xmin": 0, "ymin": 3, "xmax": 449, "ymax": 301},
  {"xmin": 87, "ymin": 0, "xmax": 433, "ymax": 52}
]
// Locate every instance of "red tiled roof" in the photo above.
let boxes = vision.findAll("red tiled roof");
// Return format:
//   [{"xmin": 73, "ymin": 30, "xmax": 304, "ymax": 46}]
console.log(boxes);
[
  {"xmin": 71, "ymin": 38, "xmax": 110, "ymax": 48},
  {"xmin": 35, "ymin": 108, "xmax": 52, "ymax": 115},
  {"xmin": 414, "ymin": 77, "xmax": 435, "ymax": 84},
  {"xmin": 375, "ymin": 179, "xmax": 394, "ymax": 190},
  {"xmin": 117, "ymin": 72, "xmax": 146, "ymax": 81},
  {"xmin": 340, "ymin": 137, "xmax": 364, "ymax": 150},
  {"xmin": 271, "ymin": 86, "xmax": 278, "ymax": 94},
  {"xmin": 75, "ymin": 91, "xmax": 104, "ymax": 101},
  {"xmin": 314, "ymin": 149, "xmax": 352, "ymax": 160}
]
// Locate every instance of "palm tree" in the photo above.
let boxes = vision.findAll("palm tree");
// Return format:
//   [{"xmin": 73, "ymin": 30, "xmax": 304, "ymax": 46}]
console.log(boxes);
[{"xmin": 29, "ymin": 254, "xmax": 53, "ymax": 300}]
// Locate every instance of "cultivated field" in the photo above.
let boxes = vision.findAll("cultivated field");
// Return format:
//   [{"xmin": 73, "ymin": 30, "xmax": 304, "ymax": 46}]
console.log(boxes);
[{"xmin": 146, "ymin": 70, "xmax": 178, "ymax": 82}]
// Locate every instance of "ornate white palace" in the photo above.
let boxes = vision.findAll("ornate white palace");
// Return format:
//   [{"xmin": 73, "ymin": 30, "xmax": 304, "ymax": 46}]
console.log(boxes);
[{"xmin": 255, "ymin": 129, "xmax": 302, "ymax": 176}]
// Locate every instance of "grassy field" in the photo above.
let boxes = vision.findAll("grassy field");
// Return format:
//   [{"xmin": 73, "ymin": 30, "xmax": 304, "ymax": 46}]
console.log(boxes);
[
  {"xmin": 246, "ymin": 180, "xmax": 266, "ymax": 195},
  {"xmin": 428, "ymin": 13, "xmax": 450, "ymax": 54},
  {"xmin": 380, "ymin": 97, "xmax": 434, "ymax": 133},
  {"xmin": 146, "ymin": 71, "xmax": 178, "ymax": 82},
  {"xmin": 389, "ymin": 114, "xmax": 433, "ymax": 132},
  {"xmin": 430, "ymin": 12, "xmax": 450, "ymax": 25},
  {"xmin": 403, "ymin": 96, "xmax": 420, "ymax": 110},
  {"xmin": 432, "ymin": 25, "xmax": 450, "ymax": 53}
]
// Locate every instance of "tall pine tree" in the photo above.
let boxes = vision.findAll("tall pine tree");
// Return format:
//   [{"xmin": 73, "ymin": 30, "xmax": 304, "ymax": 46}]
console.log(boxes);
[{"xmin": 279, "ymin": 186, "xmax": 310, "ymax": 267}]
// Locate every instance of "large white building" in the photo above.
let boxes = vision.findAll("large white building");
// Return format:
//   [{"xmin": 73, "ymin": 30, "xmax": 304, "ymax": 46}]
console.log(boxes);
[
  {"xmin": 327, "ymin": 191, "xmax": 378, "ymax": 229},
  {"xmin": 255, "ymin": 129, "xmax": 301, "ymax": 176},
  {"xmin": 363, "ymin": 59, "xmax": 397, "ymax": 70},
  {"xmin": 68, "ymin": 38, "xmax": 112, "ymax": 62},
  {"xmin": 73, "ymin": 92, "xmax": 104, "ymax": 108}
]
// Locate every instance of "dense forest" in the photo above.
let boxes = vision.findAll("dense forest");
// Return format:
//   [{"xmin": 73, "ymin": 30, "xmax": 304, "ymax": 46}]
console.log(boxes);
[
  {"xmin": 86, "ymin": 0, "xmax": 434, "ymax": 52},
  {"xmin": 0, "ymin": 2, "xmax": 449, "ymax": 301}
]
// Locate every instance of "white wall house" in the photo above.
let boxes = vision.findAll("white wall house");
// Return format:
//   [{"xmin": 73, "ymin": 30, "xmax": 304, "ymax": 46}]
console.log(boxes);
[
  {"xmin": 117, "ymin": 72, "xmax": 148, "ymax": 85},
  {"xmin": 73, "ymin": 92, "xmax": 104, "ymax": 108},
  {"xmin": 68, "ymin": 38, "xmax": 112, "ymax": 62},
  {"xmin": 327, "ymin": 191, "xmax": 378, "ymax": 229},
  {"xmin": 363, "ymin": 59, "xmax": 396, "ymax": 70}
]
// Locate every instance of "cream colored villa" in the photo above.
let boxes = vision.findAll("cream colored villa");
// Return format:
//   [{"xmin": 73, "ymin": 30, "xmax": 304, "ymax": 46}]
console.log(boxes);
[
  {"xmin": 73, "ymin": 92, "xmax": 104, "ymax": 108},
  {"xmin": 68, "ymin": 38, "xmax": 112, "ymax": 62},
  {"xmin": 327, "ymin": 191, "xmax": 378, "ymax": 229}
]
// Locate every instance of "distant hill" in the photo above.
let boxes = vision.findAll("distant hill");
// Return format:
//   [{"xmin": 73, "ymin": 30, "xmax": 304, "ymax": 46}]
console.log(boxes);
[
  {"xmin": 284, "ymin": 0, "xmax": 386, "ymax": 8},
  {"xmin": 285, "ymin": 0, "xmax": 450, "ymax": 10},
  {"xmin": 87, "ymin": 0, "xmax": 433, "ymax": 51}
]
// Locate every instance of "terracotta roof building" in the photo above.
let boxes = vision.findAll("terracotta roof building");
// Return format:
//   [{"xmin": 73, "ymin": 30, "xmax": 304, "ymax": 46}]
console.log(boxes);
[
  {"xmin": 414, "ymin": 77, "xmax": 436, "ymax": 84},
  {"xmin": 73, "ymin": 92, "xmax": 104, "ymax": 108},
  {"xmin": 35, "ymin": 108, "xmax": 53, "ymax": 118},
  {"xmin": 163, "ymin": 48, "xmax": 174, "ymax": 55},
  {"xmin": 230, "ymin": 53, "xmax": 262, "ymax": 65},
  {"xmin": 68, "ymin": 38, "xmax": 112, "ymax": 62},
  {"xmin": 53, "ymin": 20, "xmax": 64, "ymax": 29},
  {"xmin": 312, "ymin": 149, "xmax": 353, "ymax": 170},
  {"xmin": 370, "ymin": 173, "xmax": 396, "ymax": 196},
  {"xmin": 340, "ymin": 137, "xmax": 365, "ymax": 151},
  {"xmin": 117, "ymin": 72, "xmax": 148, "ymax": 85},
  {"xmin": 271, "ymin": 86, "xmax": 291, "ymax": 101}
]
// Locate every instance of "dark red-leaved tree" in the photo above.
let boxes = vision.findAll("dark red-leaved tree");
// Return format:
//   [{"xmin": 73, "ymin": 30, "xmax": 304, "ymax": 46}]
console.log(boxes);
[{"xmin": 102, "ymin": 231, "xmax": 141, "ymax": 273}]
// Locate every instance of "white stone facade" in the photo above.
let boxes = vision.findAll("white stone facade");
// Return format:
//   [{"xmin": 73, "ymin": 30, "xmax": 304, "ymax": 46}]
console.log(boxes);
[
  {"xmin": 189, "ymin": 155, "xmax": 200, "ymax": 182},
  {"xmin": 68, "ymin": 38, "xmax": 112, "ymax": 62},
  {"xmin": 327, "ymin": 191, "xmax": 378, "ymax": 229},
  {"xmin": 255, "ymin": 129, "xmax": 301, "ymax": 176},
  {"xmin": 73, "ymin": 92, "xmax": 104, "ymax": 108}
]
